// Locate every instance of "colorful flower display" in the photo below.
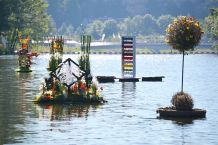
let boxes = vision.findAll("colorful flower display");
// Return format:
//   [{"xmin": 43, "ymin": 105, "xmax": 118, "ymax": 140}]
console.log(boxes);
[
  {"xmin": 165, "ymin": 16, "xmax": 203, "ymax": 52},
  {"xmin": 35, "ymin": 35, "xmax": 106, "ymax": 104},
  {"xmin": 17, "ymin": 37, "xmax": 32, "ymax": 72},
  {"xmin": 35, "ymin": 74, "xmax": 104, "ymax": 104},
  {"xmin": 48, "ymin": 36, "xmax": 64, "ymax": 71}
]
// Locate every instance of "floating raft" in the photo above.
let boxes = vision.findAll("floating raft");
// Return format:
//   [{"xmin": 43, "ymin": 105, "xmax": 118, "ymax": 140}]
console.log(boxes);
[
  {"xmin": 142, "ymin": 76, "xmax": 165, "ymax": 82},
  {"xmin": 33, "ymin": 95, "xmax": 107, "ymax": 105},
  {"xmin": 96, "ymin": 76, "xmax": 116, "ymax": 83},
  {"xmin": 157, "ymin": 108, "xmax": 206, "ymax": 118},
  {"xmin": 118, "ymin": 78, "xmax": 139, "ymax": 82},
  {"xmin": 96, "ymin": 76, "xmax": 165, "ymax": 83},
  {"xmin": 16, "ymin": 68, "xmax": 32, "ymax": 73}
]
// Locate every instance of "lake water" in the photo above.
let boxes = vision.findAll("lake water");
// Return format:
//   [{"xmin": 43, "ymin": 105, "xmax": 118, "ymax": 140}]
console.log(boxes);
[{"xmin": 0, "ymin": 54, "xmax": 218, "ymax": 145}]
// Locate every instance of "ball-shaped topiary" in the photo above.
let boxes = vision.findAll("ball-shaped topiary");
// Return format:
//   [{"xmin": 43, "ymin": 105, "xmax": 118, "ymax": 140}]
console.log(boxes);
[
  {"xmin": 171, "ymin": 92, "xmax": 194, "ymax": 111},
  {"xmin": 165, "ymin": 16, "xmax": 203, "ymax": 52}
]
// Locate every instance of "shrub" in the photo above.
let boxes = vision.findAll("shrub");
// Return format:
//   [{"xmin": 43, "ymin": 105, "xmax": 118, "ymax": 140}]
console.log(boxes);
[{"xmin": 171, "ymin": 92, "xmax": 193, "ymax": 111}]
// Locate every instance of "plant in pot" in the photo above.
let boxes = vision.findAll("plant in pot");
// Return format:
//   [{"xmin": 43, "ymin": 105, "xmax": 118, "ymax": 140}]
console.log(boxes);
[{"xmin": 157, "ymin": 16, "xmax": 206, "ymax": 118}]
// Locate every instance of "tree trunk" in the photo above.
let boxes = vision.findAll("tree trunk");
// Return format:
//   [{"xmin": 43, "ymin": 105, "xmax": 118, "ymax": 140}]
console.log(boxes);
[{"xmin": 9, "ymin": 28, "xmax": 18, "ymax": 54}]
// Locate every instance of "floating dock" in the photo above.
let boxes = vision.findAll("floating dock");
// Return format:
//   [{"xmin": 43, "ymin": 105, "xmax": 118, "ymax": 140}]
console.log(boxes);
[
  {"xmin": 142, "ymin": 76, "xmax": 165, "ymax": 82},
  {"xmin": 96, "ymin": 76, "xmax": 164, "ymax": 83},
  {"xmin": 96, "ymin": 76, "xmax": 116, "ymax": 83},
  {"xmin": 118, "ymin": 78, "xmax": 139, "ymax": 82}
]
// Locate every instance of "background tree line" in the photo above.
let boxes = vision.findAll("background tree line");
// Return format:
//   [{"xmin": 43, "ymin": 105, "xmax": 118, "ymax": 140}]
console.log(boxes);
[
  {"xmin": 0, "ymin": 0, "xmax": 218, "ymax": 54},
  {"xmin": 55, "ymin": 14, "xmax": 173, "ymax": 40},
  {"xmin": 205, "ymin": 0, "xmax": 218, "ymax": 51},
  {"xmin": 47, "ymin": 0, "xmax": 217, "ymax": 28}
]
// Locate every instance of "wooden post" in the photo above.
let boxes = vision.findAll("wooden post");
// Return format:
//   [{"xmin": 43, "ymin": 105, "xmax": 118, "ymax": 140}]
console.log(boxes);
[{"xmin": 181, "ymin": 50, "xmax": 185, "ymax": 92}]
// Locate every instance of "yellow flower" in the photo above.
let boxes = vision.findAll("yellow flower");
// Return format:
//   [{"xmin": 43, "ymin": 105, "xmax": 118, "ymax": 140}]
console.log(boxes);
[
  {"xmin": 194, "ymin": 23, "xmax": 199, "ymax": 27},
  {"xmin": 165, "ymin": 38, "xmax": 170, "ymax": 43}
]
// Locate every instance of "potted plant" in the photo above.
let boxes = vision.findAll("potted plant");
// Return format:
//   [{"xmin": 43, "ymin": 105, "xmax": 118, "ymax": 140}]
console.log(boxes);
[{"xmin": 157, "ymin": 16, "xmax": 206, "ymax": 118}]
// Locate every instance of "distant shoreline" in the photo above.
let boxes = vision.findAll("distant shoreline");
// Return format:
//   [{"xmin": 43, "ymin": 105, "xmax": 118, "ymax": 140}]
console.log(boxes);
[
  {"xmin": 37, "ymin": 51, "xmax": 218, "ymax": 55},
  {"xmin": 1, "ymin": 47, "xmax": 217, "ymax": 55}
]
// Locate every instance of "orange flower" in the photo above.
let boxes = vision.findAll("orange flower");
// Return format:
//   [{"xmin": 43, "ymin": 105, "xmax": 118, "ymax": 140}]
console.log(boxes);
[
  {"xmin": 79, "ymin": 82, "xmax": 86, "ymax": 91},
  {"xmin": 72, "ymin": 83, "xmax": 78, "ymax": 93},
  {"xmin": 47, "ymin": 95, "xmax": 53, "ymax": 100}
]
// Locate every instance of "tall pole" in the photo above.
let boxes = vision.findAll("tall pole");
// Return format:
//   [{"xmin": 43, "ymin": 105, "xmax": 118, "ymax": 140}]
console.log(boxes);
[{"xmin": 181, "ymin": 50, "xmax": 185, "ymax": 92}]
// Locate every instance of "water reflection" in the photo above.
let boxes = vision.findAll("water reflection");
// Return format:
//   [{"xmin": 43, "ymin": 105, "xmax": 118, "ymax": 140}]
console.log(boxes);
[
  {"xmin": 158, "ymin": 117, "xmax": 206, "ymax": 126},
  {"xmin": 35, "ymin": 104, "xmax": 101, "ymax": 121},
  {"xmin": 158, "ymin": 117, "xmax": 194, "ymax": 125},
  {"xmin": 16, "ymin": 72, "xmax": 32, "ymax": 80},
  {"xmin": 121, "ymin": 82, "xmax": 136, "ymax": 97}
]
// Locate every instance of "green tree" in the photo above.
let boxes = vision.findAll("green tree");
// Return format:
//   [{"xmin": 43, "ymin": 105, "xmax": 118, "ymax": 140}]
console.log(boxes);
[
  {"xmin": 157, "ymin": 15, "xmax": 174, "ymax": 34},
  {"xmin": 66, "ymin": 25, "xmax": 74, "ymax": 36},
  {"xmin": 85, "ymin": 20, "xmax": 104, "ymax": 40},
  {"xmin": 58, "ymin": 23, "xmax": 67, "ymax": 36},
  {"xmin": 118, "ymin": 17, "xmax": 132, "ymax": 36},
  {"xmin": 166, "ymin": 16, "xmax": 203, "ymax": 92},
  {"xmin": 205, "ymin": 5, "xmax": 218, "ymax": 51},
  {"xmin": 143, "ymin": 14, "xmax": 159, "ymax": 35},
  {"xmin": 48, "ymin": 18, "xmax": 58, "ymax": 36},
  {"xmin": 0, "ymin": 0, "xmax": 12, "ymax": 32},
  {"xmin": 0, "ymin": 0, "xmax": 50, "ymax": 53},
  {"xmin": 103, "ymin": 19, "xmax": 118, "ymax": 38},
  {"xmin": 131, "ymin": 15, "xmax": 146, "ymax": 35}
]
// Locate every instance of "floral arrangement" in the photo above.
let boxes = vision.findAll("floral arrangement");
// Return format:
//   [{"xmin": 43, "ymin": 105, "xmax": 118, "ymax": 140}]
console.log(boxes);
[
  {"xmin": 35, "ymin": 35, "xmax": 106, "ymax": 104},
  {"xmin": 35, "ymin": 75, "xmax": 104, "ymax": 104},
  {"xmin": 17, "ymin": 43, "xmax": 32, "ymax": 71},
  {"xmin": 48, "ymin": 53, "xmax": 62, "ymax": 71},
  {"xmin": 165, "ymin": 16, "xmax": 203, "ymax": 52},
  {"xmin": 18, "ymin": 37, "xmax": 30, "ymax": 49},
  {"xmin": 48, "ymin": 36, "xmax": 64, "ymax": 71},
  {"xmin": 50, "ymin": 36, "xmax": 64, "ymax": 54},
  {"xmin": 157, "ymin": 16, "xmax": 206, "ymax": 116}
]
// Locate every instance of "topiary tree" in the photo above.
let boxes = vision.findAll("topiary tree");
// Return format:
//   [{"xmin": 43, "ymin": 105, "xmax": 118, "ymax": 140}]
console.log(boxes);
[
  {"xmin": 165, "ymin": 16, "xmax": 203, "ymax": 110},
  {"xmin": 166, "ymin": 16, "xmax": 203, "ymax": 92}
]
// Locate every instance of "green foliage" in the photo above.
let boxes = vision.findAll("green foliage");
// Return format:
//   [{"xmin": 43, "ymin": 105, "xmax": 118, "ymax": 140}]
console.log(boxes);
[
  {"xmin": 79, "ymin": 35, "xmax": 91, "ymax": 75},
  {"xmin": 0, "ymin": 0, "xmax": 51, "ymax": 53},
  {"xmin": 47, "ymin": 0, "xmax": 216, "ymax": 28},
  {"xmin": 205, "ymin": 8, "xmax": 218, "ymax": 40},
  {"xmin": 165, "ymin": 16, "xmax": 203, "ymax": 52},
  {"xmin": 103, "ymin": 19, "xmax": 118, "ymax": 38},
  {"xmin": 74, "ymin": 14, "xmax": 172, "ymax": 40},
  {"xmin": 85, "ymin": 20, "xmax": 104, "ymax": 39},
  {"xmin": 157, "ymin": 15, "xmax": 174, "ymax": 34},
  {"xmin": 49, "ymin": 55, "xmax": 58, "ymax": 71},
  {"xmin": 171, "ymin": 92, "xmax": 194, "ymax": 111}
]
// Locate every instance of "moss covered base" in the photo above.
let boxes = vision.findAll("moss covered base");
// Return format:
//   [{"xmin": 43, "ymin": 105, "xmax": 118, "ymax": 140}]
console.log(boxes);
[{"xmin": 16, "ymin": 67, "xmax": 32, "ymax": 72}]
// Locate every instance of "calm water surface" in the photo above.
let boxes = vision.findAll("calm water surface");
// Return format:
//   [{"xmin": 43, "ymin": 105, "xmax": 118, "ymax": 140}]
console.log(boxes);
[{"xmin": 0, "ymin": 54, "xmax": 218, "ymax": 145}]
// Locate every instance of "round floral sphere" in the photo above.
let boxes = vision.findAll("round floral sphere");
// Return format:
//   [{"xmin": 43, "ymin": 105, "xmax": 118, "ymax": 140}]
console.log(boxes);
[{"xmin": 165, "ymin": 16, "xmax": 203, "ymax": 52}]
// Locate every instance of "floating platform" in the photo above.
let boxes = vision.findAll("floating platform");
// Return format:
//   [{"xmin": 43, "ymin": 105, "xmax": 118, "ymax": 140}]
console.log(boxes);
[
  {"xmin": 118, "ymin": 78, "xmax": 139, "ymax": 82},
  {"xmin": 96, "ymin": 76, "xmax": 116, "ymax": 83},
  {"xmin": 157, "ymin": 108, "xmax": 206, "ymax": 118},
  {"xmin": 142, "ymin": 76, "xmax": 165, "ymax": 82},
  {"xmin": 96, "ymin": 76, "xmax": 165, "ymax": 83},
  {"xmin": 33, "ymin": 95, "xmax": 107, "ymax": 105},
  {"xmin": 16, "ymin": 68, "xmax": 32, "ymax": 73}
]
